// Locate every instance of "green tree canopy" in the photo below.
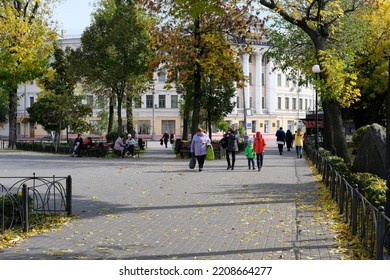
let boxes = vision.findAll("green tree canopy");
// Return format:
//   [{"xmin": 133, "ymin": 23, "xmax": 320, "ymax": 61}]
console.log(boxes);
[{"xmin": 77, "ymin": 0, "xmax": 153, "ymax": 135}]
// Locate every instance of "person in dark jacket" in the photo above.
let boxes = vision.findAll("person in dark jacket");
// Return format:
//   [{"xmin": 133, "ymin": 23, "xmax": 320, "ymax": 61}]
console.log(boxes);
[
  {"xmin": 162, "ymin": 131, "xmax": 169, "ymax": 148},
  {"xmin": 285, "ymin": 130, "xmax": 293, "ymax": 151},
  {"xmin": 224, "ymin": 123, "xmax": 239, "ymax": 170},
  {"xmin": 72, "ymin": 134, "xmax": 83, "ymax": 157},
  {"xmin": 275, "ymin": 127, "xmax": 286, "ymax": 155}
]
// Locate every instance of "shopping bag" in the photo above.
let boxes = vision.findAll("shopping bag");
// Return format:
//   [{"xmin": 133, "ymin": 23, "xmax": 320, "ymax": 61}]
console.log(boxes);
[
  {"xmin": 206, "ymin": 146, "xmax": 214, "ymax": 160},
  {"xmin": 189, "ymin": 156, "xmax": 196, "ymax": 169}
]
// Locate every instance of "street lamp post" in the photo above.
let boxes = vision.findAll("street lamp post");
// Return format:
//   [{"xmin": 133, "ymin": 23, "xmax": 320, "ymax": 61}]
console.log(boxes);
[
  {"xmin": 151, "ymin": 83, "xmax": 156, "ymax": 141},
  {"xmin": 312, "ymin": 65, "xmax": 321, "ymax": 150},
  {"xmin": 243, "ymin": 87, "xmax": 248, "ymax": 142}
]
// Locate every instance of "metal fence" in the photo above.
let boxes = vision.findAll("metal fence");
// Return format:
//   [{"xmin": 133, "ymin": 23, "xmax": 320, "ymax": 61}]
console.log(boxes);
[
  {"xmin": 304, "ymin": 144, "xmax": 390, "ymax": 259},
  {"xmin": 0, "ymin": 174, "xmax": 72, "ymax": 234}
]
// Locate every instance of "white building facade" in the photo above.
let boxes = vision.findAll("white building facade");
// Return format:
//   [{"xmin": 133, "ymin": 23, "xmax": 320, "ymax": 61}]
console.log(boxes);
[{"xmin": 0, "ymin": 36, "xmax": 315, "ymax": 140}]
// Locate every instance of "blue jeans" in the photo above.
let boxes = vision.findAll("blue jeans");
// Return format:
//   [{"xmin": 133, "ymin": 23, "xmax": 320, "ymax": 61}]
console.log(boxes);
[{"xmin": 296, "ymin": 146, "xmax": 302, "ymax": 157}]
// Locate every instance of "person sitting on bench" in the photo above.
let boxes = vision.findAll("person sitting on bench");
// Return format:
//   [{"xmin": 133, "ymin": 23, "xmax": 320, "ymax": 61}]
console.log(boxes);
[
  {"xmin": 125, "ymin": 134, "xmax": 136, "ymax": 158},
  {"xmin": 114, "ymin": 134, "xmax": 125, "ymax": 158}
]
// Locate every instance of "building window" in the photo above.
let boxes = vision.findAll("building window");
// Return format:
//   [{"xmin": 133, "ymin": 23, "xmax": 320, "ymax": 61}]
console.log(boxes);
[
  {"xmin": 237, "ymin": 96, "xmax": 240, "ymax": 108},
  {"xmin": 285, "ymin": 97, "xmax": 289, "ymax": 110},
  {"xmin": 286, "ymin": 76, "xmax": 290, "ymax": 87},
  {"xmin": 171, "ymin": 95, "xmax": 178, "ymax": 108},
  {"xmin": 277, "ymin": 74, "xmax": 282, "ymax": 87},
  {"xmin": 276, "ymin": 120, "xmax": 280, "ymax": 128},
  {"xmin": 292, "ymin": 98, "xmax": 296, "ymax": 110},
  {"xmin": 138, "ymin": 120, "xmax": 151, "ymax": 134},
  {"xmin": 249, "ymin": 96, "xmax": 253, "ymax": 108},
  {"xmin": 251, "ymin": 120, "xmax": 256, "ymax": 133},
  {"xmin": 96, "ymin": 96, "xmax": 105, "ymax": 109},
  {"xmin": 134, "ymin": 98, "xmax": 142, "ymax": 108},
  {"xmin": 249, "ymin": 73, "xmax": 253, "ymax": 85},
  {"xmin": 161, "ymin": 120, "xmax": 175, "ymax": 133},
  {"xmin": 159, "ymin": 95, "xmax": 166, "ymax": 108},
  {"xmin": 86, "ymin": 95, "xmax": 93, "ymax": 107},
  {"xmin": 157, "ymin": 68, "xmax": 167, "ymax": 82},
  {"xmin": 262, "ymin": 97, "xmax": 265, "ymax": 109},
  {"xmin": 29, "ymin": 96, "xmax": 34, "ymax": 107},
  {"xmin": 248, "ymin": 54, "xmax": 252, "ymax": 63},
  {"xmin": 277, "ymin": 97, "xmax": 281, "ymax": 109},
  {"xmin": 299, "ymin": 98, "xmax": 303, "ymax": 110},
  {"xmin": 305, "ymin": 99, "xmax": 308, "ymax": 110},
  {"xmin": 146, "ymin": 95, "xmax": 153, "ymax": 108}
]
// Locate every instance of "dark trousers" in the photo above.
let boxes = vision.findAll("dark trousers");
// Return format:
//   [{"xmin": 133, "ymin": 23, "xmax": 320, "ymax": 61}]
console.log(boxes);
[
  {"xmin": 226, "ymin": 151, "xmax": 236, "ymax": 168},
  {"xmin": 278, "ymin": 144, "xmax": 284, "ymax": 154},
  {"xmin": 256, "ymin": 153, "xmax": 264, "ymax": 168},
  {"xmin": 247, "ymin": 158, "xmax": 255, "ymax": 168},
  {"xmin": 196, "ymin": 155, "xmax": 206, "ymax": 169}
]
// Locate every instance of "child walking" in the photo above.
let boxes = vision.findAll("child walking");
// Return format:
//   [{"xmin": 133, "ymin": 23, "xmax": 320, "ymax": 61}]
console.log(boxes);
[{"xmin": 245, "ymin": 139, "xmax": 256, "ymax": 170}]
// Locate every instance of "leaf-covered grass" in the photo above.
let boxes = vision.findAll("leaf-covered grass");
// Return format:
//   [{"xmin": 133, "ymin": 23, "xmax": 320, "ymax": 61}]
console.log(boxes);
[
  {"xmin": 308, "ymin": 160, "xmax": 369, "ymax": 260},
  {"xmin": 0, "ymin": 215, "xmax": 77, "ymax": 250}
]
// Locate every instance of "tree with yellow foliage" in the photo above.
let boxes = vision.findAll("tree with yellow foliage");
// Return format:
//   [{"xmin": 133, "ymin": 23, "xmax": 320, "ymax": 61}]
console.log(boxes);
[
  {"xmin": 0, "ymin": 0, "xmax": 57, "ymax": 148},
  {"xmin": 257, "ymin": 0, "xmax": 376, "ymax": 164}
]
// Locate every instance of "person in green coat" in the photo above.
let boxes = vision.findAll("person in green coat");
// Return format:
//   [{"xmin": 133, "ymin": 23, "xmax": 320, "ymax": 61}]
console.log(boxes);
[{"xmin": 245, "ymin": 139, "xmax": 256, "ymax": 170}]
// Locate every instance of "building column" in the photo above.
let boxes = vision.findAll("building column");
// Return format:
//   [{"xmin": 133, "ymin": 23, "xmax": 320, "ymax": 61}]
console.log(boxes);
[
  {"xmin": 242, "ymin": 53, "xmax": 250, "ymax": 109},
  {"xmin": 266, "ymin": 57, "xmax": 276, "ymax": 114},
  {"xmin": 255, "ymin": 51, "xmax": 262, "ymax": 114}
]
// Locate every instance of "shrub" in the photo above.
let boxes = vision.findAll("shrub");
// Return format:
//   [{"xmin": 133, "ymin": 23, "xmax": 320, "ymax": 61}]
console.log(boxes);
[
  {"xmin": 351, "ymin": 125, "xmax": 369, "ymax": 154},
  {"xmin": 105, "ymin": 131, "xmax": 124, "ymax": 143},
  {"xmin": 348, "ymin": 172, "xmax": 387, "ymax": 207}
]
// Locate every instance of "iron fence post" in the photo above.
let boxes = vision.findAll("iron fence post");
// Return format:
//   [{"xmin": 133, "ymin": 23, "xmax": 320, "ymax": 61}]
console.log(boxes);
[
  {"xmin": 66, "ymin": 175, "xmax": 72, "ymax": 216},
  {"xmin": 339, "ymin": 176, "xmax": 345, "ymax": 215},
  {"xmin": 22, "ymin": 184, "xmax": 29, "ymax": 233},
  {"xmin": 352, "ymin": 184, "xmax": 359, "ymax": 235},
  {"xmin": 377, "ymin": 206, "xmax": 385, "ymax": 260}
]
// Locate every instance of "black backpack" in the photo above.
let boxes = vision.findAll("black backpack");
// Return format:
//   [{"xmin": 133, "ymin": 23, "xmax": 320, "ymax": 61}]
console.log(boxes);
[{"xmin": 219, "ymin": 137, "xmax": 228, "ymax": 149}]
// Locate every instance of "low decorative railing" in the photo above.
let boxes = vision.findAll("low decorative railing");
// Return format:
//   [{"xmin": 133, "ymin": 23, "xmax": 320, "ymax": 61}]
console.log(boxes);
[
  {"xmin": 0, "ymin": 174, "xmax": 72, "ymax": 234},
  {"xmin": 304, "ymin": 144, "xmax": 390, "ymax": 259}
]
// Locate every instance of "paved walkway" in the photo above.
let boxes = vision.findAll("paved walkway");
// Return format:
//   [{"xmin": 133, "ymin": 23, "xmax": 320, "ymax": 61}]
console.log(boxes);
[{"xmin": 0, "ymin": 140, "xmax": 345, "ymax": 260}]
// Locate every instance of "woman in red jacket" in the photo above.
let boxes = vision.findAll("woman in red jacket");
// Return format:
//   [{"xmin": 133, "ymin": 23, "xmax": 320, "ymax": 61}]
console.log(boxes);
[{"xmin": 253, "ymin": 131, "xmax": 267, "ymax": 171}]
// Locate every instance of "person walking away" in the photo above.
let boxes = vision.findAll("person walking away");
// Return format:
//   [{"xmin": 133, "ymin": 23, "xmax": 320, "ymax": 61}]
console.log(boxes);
[
  {"xmin": 72, "ymin": 134, "xmax": 83, "ymax": 157},
  {"xmin": 114, "ymin": 134, "xmax": 126, "ymax": 158},
  {"xmin": 190, "ymin": 128, "xmax": 211, "ymax": 172},
  {"xmin": 125, "ymin": 134, "xmax": 136, "ymax": 158},
  {"xmin": 224, "ymin": 123, "xmax": 239, "ymax": 170},
  {"xmin": 162, "ymin": 131, "xmax": 169, "ymax": 148},
  {"xmin": 169, "ymin": 131, "xmax": 175, "ymax": 146},
  {"xmin": 285, "ymin": 130, "xmax": 293, "ymax": 151},
  {"xmin": 245, "ymin": 139, "xmax": 256, "ymax": 170},
  {"xmin": 253, "ymin": 131, "xmax": 266, "ymax": 171},
  {"xmin": 295, "ymin": 128, "xmax": 304, "ymax": 159},
  {"xmin": 275, "ymin": 127, "xmax": 286, "ymax": 155}
]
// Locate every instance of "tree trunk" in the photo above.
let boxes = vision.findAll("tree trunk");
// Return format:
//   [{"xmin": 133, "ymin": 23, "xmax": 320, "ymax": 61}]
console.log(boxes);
[
  {"xmin": 386, "ymin": 58, "xmax": 390, "ymax": 217},
  {"xmin": 191, "ymin": 17, "xmax": 202, "ymax": 137},
  {"xmin": 182, "ymin": 105, "xmax": 190, "ymax": 140},
  {"xmin": 108, "ymin": 96, "xmax": 114, "ymax": 133},
  {"xmin": 126, "ymin": 95, "xmax": 134, "ymax": 133},
  {"xmin": 8, "ymin": 87, "xmax": 18, "ymax": 149},
  {"xmin": 117, "ymin": 93, "xmax": 123, "ymax": 135},
  {"xmin": 323, "ymin": 100, "xmax": 351, "ymax": 164}
]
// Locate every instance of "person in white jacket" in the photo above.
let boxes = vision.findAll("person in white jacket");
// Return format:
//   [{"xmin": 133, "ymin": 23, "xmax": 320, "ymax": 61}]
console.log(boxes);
[{"xmin": 190, "ymin": 128, "xmax": 211, "ymax": 172}]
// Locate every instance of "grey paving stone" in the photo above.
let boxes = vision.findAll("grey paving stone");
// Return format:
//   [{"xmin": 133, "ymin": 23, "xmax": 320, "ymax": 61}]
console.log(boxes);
[{"xmin": 0, "ymin": 141, "xmax": 346, "ymax": 260}]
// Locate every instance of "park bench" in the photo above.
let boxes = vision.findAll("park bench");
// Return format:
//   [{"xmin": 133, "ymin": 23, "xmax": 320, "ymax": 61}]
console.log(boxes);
[
  {"xmin": 179, "ymin": 142, "xmax": 192, "ymax": 158},
  {"xmin": 105, "ymin": 142, "xmax": 141, "ymax": 158}
]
